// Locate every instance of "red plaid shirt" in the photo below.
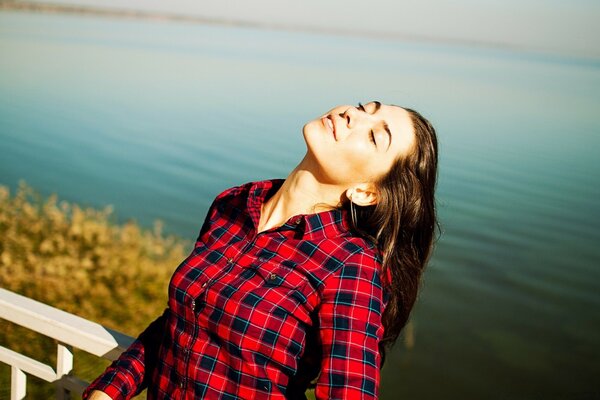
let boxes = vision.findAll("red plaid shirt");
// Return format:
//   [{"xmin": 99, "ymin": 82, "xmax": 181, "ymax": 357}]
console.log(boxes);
[{"xmin": 83, "ymin": 179, "xmax": 386, "ymax": 399}]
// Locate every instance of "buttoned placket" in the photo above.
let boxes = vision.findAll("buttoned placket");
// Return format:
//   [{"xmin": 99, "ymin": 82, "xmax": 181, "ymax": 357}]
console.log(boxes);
[
  {"xmin": 178, "ymin": 207, "xmax": 307, "ymax": 396},
  {"xmin": 179, "ymin": 256, "xmax": 235, "ymax": 395},
  {"xmin": 178, "ymin": 296, "xmax": 197, "ymax": 394}
]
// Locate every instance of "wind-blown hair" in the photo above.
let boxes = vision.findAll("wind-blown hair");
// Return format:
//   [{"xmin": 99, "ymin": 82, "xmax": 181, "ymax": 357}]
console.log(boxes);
[{"xmin": 344, "ymin": 107, "xmax": 439, "ymax": 367}]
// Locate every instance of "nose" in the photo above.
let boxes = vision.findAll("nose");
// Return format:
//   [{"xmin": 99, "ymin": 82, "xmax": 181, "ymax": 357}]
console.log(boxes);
[{"xmin": 340, "ymin": 106, "xmax": 361, "ymax": 128}]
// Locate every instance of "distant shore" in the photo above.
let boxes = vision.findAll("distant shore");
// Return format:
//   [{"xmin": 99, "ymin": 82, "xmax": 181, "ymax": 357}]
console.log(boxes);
[
  {"xmin": 0, "ymin": 1, "xmax": 258, "ymax": 27},
  {"xmin": 0, "ymin": 0, "xmax": 568, "ymax": 58}
]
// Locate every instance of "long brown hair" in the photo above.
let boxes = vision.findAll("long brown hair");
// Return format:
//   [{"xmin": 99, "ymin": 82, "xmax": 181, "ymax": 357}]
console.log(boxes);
[{"xmin": 344, "ymin": 107, "xmax": 439, "ymax": 367}]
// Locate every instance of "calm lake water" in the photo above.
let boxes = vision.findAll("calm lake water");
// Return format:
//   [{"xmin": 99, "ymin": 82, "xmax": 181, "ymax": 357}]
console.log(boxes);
[{"xmin": 1, "ymin": 10, "xmax": 600, "ymax": 399}]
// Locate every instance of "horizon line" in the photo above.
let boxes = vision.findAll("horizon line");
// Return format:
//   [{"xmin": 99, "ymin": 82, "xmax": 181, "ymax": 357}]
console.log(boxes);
[{"xmin": 1, "ymin": 0, "xmax": 598, "ymax": 63}]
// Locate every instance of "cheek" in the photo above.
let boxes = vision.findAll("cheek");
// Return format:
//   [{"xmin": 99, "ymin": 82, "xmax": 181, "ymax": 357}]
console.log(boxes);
[
  {"xmin": 339, "ymin": 143, "xmax": 376, "ymax": 176},
  {"xmin": 318, "ymin": 146, "xmax": 369, "ymax": 184},
  {"xmin": 346, "ymin": 145, "xmax": 393, "ymax": 181}
]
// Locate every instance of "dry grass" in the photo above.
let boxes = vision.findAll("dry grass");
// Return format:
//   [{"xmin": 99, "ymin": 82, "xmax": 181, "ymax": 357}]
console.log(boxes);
[{"xmin": 0, "ymin": 181, "xmax": 189, "ymax": 397}]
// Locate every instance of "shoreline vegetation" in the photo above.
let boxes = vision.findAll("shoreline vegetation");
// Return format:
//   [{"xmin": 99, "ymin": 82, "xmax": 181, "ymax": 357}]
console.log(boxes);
[{"xmin": 0, "ymin": 181, "xmax": 188, "ymax": 398}]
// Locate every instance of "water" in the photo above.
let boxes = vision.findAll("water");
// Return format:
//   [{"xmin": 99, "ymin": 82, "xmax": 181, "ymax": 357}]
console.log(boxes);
[{"xmin": 1, "ymin": 10, "xmax": 599, "ymax": 399}]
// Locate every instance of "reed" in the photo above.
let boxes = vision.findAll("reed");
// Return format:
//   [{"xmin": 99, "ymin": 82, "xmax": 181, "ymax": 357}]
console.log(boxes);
[{"xmin": 0, "ymin": 181, "xmax": 188, "ymax": 398}]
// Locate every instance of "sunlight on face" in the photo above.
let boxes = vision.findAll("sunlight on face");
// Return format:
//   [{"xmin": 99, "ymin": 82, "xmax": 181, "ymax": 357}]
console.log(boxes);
[{"xmin": 302, "ymin": 101, "xmax": 416, "ymax": 185}]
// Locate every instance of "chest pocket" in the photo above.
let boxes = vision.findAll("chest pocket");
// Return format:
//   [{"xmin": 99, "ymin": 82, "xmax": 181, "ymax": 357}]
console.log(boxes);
[{"xmin": 248, "ymin": 258, "xmax": 312, "ymax": 322}]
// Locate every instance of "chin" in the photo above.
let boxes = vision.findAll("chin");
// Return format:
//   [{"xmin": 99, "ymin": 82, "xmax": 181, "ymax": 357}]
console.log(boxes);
[
  {"xmin": 302, "ymin": 118, "xmax": 320, "ymax": 134},
  {"xmin": 302, "ymin": 119, "xmax": 321, "ymax": 148}
]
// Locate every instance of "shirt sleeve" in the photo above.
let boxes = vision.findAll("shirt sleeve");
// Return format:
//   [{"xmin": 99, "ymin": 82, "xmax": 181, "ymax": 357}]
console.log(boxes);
[
  {"xmin": 82, "ymin": 308, "xmax": 169, "ymax": 400},
  {"xmin": 314, "ymin": 251, "xmax": 385, "ymax": 400},
  {"xmin": 193, "ymin": 183, "xmax": 246, "ymax": 249}
]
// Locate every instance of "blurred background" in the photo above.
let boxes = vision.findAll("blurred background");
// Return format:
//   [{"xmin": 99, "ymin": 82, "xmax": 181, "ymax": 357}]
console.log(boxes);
[{"xmin": 1, "ymin": 0, "xmax": 599, "ymax": 398}]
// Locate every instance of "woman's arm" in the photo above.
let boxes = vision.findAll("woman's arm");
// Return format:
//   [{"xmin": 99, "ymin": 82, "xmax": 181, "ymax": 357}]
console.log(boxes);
[
  {"xmin": 85, "ymin": 390, "xmax": 112, "ymax": 400},
  {"xmin": 82, "ymin": 308, "xmax": 169, "ymax": 400},
  {"xmin": 314, "ymin": 251, "xmax": 385, "ymax": 400}
]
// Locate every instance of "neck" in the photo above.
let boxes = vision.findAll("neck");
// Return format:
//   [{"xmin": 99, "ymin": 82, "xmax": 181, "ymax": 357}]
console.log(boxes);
[{"xmin": 257, "ymin": 154, "xmax": 345, "ymax": 233}]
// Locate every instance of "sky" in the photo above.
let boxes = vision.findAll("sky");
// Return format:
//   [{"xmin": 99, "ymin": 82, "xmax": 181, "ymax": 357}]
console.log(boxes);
[{"xmin": 17, "ymin": 0, "xmax": 600, "ymax": 59}]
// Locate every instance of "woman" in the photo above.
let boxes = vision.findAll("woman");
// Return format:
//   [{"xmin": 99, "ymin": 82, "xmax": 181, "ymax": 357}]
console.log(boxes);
[{"xmin": 84, "ymin": 101, "xmax": 438, "ymax": 400}]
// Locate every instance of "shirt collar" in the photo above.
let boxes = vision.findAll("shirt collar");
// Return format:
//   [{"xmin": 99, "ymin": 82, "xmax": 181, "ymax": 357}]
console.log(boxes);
[{"xmin": 246, "ymin": 178, "xmax": 351, "ymax": 240}]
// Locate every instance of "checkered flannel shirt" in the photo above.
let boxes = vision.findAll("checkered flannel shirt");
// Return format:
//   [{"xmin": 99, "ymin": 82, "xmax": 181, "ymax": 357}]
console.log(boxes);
[{"xmin": 83, "ymin": 178, "xmax": 386, "ymax": 399}]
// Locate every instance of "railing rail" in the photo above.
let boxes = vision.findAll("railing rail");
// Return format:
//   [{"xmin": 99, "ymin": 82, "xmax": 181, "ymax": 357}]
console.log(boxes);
[{"xmin": 0, "ymin": 288, "xmax": 134, "ymax": 399}]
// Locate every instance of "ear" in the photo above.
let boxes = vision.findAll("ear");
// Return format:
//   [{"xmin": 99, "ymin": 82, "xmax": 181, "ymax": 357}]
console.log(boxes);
[{"xmin": 346, "ymin": 184, "xmax": 378, "ymax": 207}]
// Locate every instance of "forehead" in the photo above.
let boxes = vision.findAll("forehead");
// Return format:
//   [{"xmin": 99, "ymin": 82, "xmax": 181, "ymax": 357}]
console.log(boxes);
[{"xmin": 369, "ymin": 102, "xmax": 415, "ymax": 157}]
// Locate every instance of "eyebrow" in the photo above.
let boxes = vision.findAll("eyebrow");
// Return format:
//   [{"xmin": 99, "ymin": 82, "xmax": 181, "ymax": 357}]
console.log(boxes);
[{"xmin": 370, "ymin": 101, "xmax": 392, "ymax": 151}]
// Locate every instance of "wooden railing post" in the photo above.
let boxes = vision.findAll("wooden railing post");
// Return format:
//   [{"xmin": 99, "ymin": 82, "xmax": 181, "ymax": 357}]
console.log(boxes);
[
  {"xmin": 10, "ymin": 365, "xmax": 26, "ymax": 400},
  {"xmin": 55, "ymin": 343, "xmax": 74, "ymax": 399}
]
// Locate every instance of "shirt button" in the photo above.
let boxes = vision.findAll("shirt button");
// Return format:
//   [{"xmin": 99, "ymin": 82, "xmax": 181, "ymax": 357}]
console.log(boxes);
[
  {"xmin": 179, "ymin": 378, "xmax": 186, "ymax": 388},
  {"xmin": 201, "ymin": 282, "xmax": 207, "ymax": 288},
  {"xmin": 190, "ymin": 299, "xmax": 196, "ymax": 311},
  {"xmin": 293, "ymin": 217, "xmax": 302, "ymax": 225},
  {"xmin": 227, "ymin": 258, "xmax": 234, "ymax": 264},
  {"xmin": 269, "ymin": 273, "xmax": 277, "ymax": 281}
]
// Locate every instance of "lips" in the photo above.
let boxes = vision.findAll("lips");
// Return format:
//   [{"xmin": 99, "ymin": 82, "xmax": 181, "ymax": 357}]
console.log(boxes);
[{"xmin": 322, "ymin": 115, "xmax": 336, "ymax": 140}]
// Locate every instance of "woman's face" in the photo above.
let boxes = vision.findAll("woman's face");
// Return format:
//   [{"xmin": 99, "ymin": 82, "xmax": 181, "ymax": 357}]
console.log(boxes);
[{"xmin": 302, "ymin": 101, "xmax": 416, "ymax": 186}]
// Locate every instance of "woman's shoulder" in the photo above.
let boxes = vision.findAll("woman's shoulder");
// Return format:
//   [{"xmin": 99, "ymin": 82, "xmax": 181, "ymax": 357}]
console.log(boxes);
[
  {"xmin": 316, "ymin": 235, "xmax": 386, "ymax": 304},
  {"xmin": 310, "ymin": 234, "xmax": 383, "ymax": 286},
  {"xmin": 333, "ymin": 233, "xmax": 380, "ymax": 260},
  {"xmin": 340, "ymin": 235, "xmax": 383, "ymax": 275},
  {"xmin": 212, "ymin": 180, "xmax": 253, "ymax": 202},
  {"xmin": 212, "ymin": 178, "xmax": 282, "ymax": 204}
]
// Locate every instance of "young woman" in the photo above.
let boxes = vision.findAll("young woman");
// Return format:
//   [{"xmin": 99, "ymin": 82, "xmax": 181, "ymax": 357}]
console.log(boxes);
[{"xmin": 84, "ymin": 101, "xmax": 438, "ymax": 400}]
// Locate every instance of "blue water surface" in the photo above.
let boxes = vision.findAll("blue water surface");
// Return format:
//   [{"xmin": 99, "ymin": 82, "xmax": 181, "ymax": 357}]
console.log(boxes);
[{"xmin": 1, "ymin": 10, "xmax": 599, "ymax": 398}]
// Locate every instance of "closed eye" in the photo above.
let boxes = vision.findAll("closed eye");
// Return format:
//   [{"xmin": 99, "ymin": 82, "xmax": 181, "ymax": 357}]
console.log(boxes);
[{"xmin": 359, "ymin": 103, "xmax": 377, "ymax": 146}]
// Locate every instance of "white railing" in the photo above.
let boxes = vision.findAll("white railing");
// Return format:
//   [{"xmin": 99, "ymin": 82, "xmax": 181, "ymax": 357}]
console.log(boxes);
[{"xmin": 0, "ymin": 288, "xmax": 134, "ymax": 399}]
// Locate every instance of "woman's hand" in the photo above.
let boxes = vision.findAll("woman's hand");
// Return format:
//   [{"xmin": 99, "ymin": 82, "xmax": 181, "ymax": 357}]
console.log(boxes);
[{"xmin": 86, "ymin": 390, "xmax": 112, "ymax": 400}]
